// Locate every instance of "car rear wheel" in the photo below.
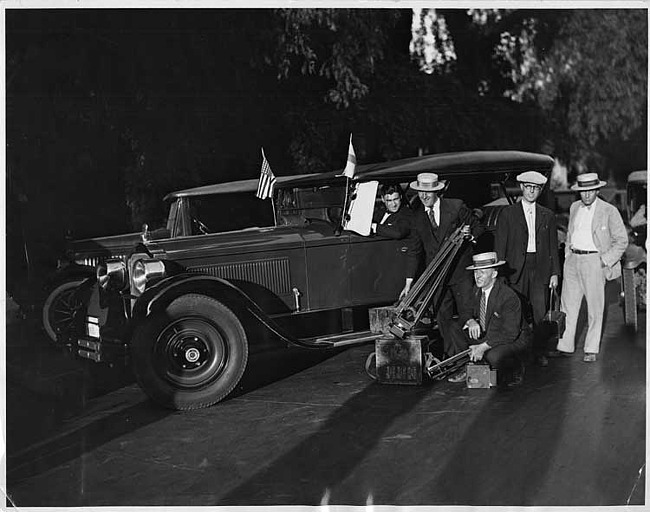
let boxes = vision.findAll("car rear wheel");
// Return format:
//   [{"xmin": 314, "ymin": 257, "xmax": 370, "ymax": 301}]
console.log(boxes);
[
  {"xmin": 131, "ymin": 294, "xmax": 249, "ymax": 410},
  {"xmin": 42, "ymin": 279, "xmax": 85, "ymax": 343}
]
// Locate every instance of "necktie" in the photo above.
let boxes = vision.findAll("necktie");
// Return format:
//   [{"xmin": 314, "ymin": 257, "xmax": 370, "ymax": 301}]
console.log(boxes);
[
  {"xmin": 428, "ymin": 208, "xmax": 438, "ymax": 229},
  {"xmin": 479, "ymin": 291, "xmax": 487, "ymax": 331}
]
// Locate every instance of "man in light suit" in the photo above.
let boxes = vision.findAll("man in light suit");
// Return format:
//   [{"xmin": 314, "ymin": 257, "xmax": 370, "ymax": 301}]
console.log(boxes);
[
  {"xmin": 370, "ymin": 183, "xmax": 412, "ymax": 240},
  {"xmin": 494, "ymin": 170, "xmax": 560, "ymax": 367},
  {"xmin": 553, "ymin": 172, "xmax": 628, "ymax": 362}
]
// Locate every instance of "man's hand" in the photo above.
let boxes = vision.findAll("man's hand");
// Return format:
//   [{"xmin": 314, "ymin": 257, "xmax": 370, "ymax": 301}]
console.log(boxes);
[
  {"xmin": 469, "ymin": 342, "xmax": 490, "ymax": 362},
  {"xmin": 399, "ymin": 279, "xmax": 413, "ymax": 300},
  {"xmin": 465, "ymin": 319, "xmax": 481, "ymax": 340},
  {"xmin": 549, "ymin": 275, "xmax": 558, "ymax": 289}
]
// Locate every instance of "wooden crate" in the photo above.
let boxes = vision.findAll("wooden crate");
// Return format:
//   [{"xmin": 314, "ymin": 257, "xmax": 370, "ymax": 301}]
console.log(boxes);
[
  {"xmin": 466, "ymin": 363, "xmax": 497, "ymax": 388},
  {"xmin": 375, "ymin": 335, "xmax": 428, "ymax": 386},
  {"xmin": 368, "ymin": 306, "xmax": 399, "ymax": 334}
]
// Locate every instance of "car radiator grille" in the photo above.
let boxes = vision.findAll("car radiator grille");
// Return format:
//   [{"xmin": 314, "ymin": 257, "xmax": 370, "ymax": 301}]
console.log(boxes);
[{"xmin": 189, "ymin": 258, "xmax": 292, "ymax": 296}]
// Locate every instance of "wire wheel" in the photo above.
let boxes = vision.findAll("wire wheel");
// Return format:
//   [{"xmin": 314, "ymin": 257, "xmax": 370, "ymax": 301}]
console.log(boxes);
[{"xmin": 42, "ymin": 279, "xmax": 85, "ymax": 343}]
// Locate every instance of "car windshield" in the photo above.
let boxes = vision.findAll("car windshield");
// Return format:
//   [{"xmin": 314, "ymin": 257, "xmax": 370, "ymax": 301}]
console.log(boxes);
[
  {"xmin": 628, "ymin": 181, "xmax": 647, "ymax": 219},
  {"xmin": 188, "ymin": 193, "xmax": 276, "ymax": 234}
]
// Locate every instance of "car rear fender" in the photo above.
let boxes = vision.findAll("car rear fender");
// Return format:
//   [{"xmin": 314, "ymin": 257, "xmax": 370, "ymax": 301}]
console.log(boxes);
[{"xmin": 132, "ymin": 274, "xmax": 297, "ymax": 348}]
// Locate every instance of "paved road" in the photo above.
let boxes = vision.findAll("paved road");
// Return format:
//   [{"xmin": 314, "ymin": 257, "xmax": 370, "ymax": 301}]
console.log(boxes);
[{"xmin": 5, "ymin": 282, "xmax": 646, "ymax": 507}]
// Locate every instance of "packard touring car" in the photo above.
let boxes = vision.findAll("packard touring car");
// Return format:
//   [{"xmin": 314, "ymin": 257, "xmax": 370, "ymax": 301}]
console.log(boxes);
[{"xmin": 59, "ymin": 150, "xmax": 554, "ymax": 409}]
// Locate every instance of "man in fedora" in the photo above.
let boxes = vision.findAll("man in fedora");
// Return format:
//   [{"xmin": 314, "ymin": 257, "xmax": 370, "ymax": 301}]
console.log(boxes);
[
  {"xmin": 446, "ymin": 252, "xmax": 531, "ymax": 386},
  {"xmin": 494, "ymin": 170, "xmax": 560, "ymax": 367},
  {"xmin": 401, "ymin": 172, "xmax": 481, "ymax": 356},
  {"xmin": 553, "ymin": 172, "xmax": 627, "ymax": 362}
]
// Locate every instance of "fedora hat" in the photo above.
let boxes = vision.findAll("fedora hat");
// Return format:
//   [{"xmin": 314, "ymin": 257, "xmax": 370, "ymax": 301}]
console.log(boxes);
[
  {"xmin": 466, "ymin": 251, "xmax": 506, "ymax": 270},
  {"xmin": 570, "ymin": 172, "xmax": 607, "ymax": 191},
  {"xmin": 410, "ymin": 172, "xmax": 446, "ymax": 192}
]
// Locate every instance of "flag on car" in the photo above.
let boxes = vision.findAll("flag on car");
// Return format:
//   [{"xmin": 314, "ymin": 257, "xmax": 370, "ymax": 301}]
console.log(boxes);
[
  {"xmin": 339, "ymin": 133, "xmax": 356, "ymax": 179},
  {"xmin": 256, "ymin": 148, "xmax": 277, "ymax": 200}
]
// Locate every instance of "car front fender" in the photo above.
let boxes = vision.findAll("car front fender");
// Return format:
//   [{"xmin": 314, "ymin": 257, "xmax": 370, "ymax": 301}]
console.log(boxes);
[{"xmin": 132, "ymin": 273, "xmax": 299, "ymax": 349}]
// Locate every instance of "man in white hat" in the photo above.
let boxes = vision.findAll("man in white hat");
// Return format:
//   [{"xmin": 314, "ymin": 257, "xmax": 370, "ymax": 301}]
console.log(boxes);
[
  {"xmin": 494, "ymin": 170, "xmax": 560, "ymax": 367},
  {"xmin": 401, "ymin": 172, "xmax": 480, "ymax": 357},
  {"xmin": 446, "ymin": 252, "xmax": 531, "ymax": 386},
  {"xmin": 552, "ymin": 172, "xmax": 627, "ymax": 362}
]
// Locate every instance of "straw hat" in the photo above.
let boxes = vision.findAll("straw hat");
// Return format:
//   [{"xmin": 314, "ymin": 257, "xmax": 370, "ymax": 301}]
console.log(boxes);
[
  {"xmin": 570, "ymin": 172, "xmax": 607, "ymax": 191},
  {"xmin": 409, "ymin": 172, "xmax": 446, "ymax": 192},
  {"xmin": 466, "ymin": 252, "xmax": 506, "ymax": 270}
]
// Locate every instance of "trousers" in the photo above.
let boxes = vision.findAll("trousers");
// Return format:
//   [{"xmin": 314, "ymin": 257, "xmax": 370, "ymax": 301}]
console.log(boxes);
[
  {"xmin": 437, "ymin": 277, "xmax": 474, "ymax": 357},
  {"xmin": 511, "ymin": 252, "xmax": 549, "ymax": 355},
  {"xmin": 557, "ymin": 252, "xmax": 606, "ymax": 354}
]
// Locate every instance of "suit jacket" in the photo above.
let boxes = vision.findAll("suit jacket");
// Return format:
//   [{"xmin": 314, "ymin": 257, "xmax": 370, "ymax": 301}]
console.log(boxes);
[
  {"xmin": 407, "ymin": 198, "xmax": 479, "ymax": 283},
  {"xmin": 471, "ymin": 278, "xmax": 530, "ymax": 349},
  {"xmin": 565, "ymin": 197, "xmax": 628, "ymax": 280},
  {"xmin": 494, "ymin": 201, "xmax": 560, "ymax": 285},
  {"xmin": 372, "ymin": 205, "xmax": 412, "ymax": 240}
]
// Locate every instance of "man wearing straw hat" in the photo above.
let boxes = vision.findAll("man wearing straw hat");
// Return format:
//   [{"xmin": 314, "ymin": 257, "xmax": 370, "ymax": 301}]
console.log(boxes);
[
  {"xmin": 552, "ymin": 172, "xmax": 627, "ymax": 362},
  {"xmin": 401, "ymin": 172, "xmax": 480, "ymax": 356},
  {"xmin": 447, "ymin": 252, "xmax": 531, "ymax": 386},
  {"xmin": 494, "ymin": 170, "xmax": 560, "ymax": 367}
]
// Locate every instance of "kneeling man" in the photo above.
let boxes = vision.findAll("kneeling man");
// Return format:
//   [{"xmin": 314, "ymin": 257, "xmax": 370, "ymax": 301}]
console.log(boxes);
[{"xmin": 448, "ymin": 252, "xmax": 531, "ymax": 386}]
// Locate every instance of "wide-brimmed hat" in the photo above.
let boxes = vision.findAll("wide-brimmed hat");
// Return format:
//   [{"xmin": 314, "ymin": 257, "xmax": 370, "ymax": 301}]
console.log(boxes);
[
  {"xmin": 466, "ymin": 252, "xmax": 506, "ymax": 270},
  {"xmin": 570, "ymin": 172, "xmax": 607, "ymax": 191},
  {"xmin": 517, "ymin": 171, "xmax": 547, "ymax": 186},
  {"xmin": 410, "ymin": 172, "xmax": 446, "ymax": 192}
]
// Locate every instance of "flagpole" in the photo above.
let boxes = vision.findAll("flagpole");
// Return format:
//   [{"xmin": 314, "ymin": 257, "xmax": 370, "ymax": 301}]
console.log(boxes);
[{"xmin": 336, "ymin": 133, "xmax": 355, "ymax": 236}]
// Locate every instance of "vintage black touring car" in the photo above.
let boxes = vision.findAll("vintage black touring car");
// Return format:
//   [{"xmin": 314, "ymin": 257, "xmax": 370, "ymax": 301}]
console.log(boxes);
[{"xmin": 61, "ymin": 150, "xmax": 554, "ymax": 410}]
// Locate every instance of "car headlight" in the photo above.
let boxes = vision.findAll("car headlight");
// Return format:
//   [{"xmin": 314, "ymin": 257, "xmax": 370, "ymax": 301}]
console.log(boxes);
[
  {"xmin": 96, "ymin": 260, "xmax": 128, "ymax": 291},
  {"xmin": 132, "ymin": 259, "xmax": 166, "ymax": 295}
]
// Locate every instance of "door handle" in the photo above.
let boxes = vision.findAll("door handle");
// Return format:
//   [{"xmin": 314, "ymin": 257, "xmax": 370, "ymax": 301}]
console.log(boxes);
[{"xmin": 292, "ymin": 287, "xmax": 301, "ymax": 312}]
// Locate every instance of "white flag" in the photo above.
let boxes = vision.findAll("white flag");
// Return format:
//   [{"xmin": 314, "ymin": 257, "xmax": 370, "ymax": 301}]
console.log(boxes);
[{"xmin": 341, "ymin": 133, "xmax": 356, "ymax": 178}]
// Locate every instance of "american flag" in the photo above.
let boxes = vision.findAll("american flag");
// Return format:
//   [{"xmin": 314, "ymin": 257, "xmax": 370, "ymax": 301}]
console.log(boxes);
[{"xmin": 256, "ymin": 148, "xmax": 277, "ymax": 200}]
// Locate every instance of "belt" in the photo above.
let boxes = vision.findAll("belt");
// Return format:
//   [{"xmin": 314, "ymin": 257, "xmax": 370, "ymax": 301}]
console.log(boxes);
[{"xmin": 571, "ymin": 248, "xmax": 598, "ymax": 255}]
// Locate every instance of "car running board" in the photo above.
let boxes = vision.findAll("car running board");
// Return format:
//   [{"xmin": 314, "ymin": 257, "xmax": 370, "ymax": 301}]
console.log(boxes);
[{"xmin": 306, "ymin": 330, "xmax": 383, "ymax": 348}]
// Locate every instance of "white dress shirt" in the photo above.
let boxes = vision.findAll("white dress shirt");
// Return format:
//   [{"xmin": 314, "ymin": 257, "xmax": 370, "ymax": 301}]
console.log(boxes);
[
  {"xmin": 572, "ymin": 203, "xmax": 598, "ymax": 251},
  {"xmin": 426, "ymin": 199, "xmax": 441, "ymax": 226},
  {"xmin": 522, "ymin": 200, "xmax": 536, "ymax": 252}
]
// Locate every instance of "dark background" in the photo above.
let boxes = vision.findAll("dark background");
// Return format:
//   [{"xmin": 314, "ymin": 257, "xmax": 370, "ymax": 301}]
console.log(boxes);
[{"xmin": 5, "ymin": 8, "xmax": 647, "ymax": 302}]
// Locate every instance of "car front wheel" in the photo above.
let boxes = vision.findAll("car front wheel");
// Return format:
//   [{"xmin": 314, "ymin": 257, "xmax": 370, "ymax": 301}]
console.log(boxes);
[{"xmin": 131, "ymin": 294, "xmax": 249, "ymax": 410}]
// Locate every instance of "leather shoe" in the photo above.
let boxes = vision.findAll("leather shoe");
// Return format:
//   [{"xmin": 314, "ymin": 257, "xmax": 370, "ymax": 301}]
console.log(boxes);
[
  {"xmin": 448, "ymin": 369, "xmax": 467, "ymax": 383},
  {"xmin": 536, "ymin": 355, "xmax": 549, "ymax": 367},
  {"xmin": 583, "ymin": 353, "xmax": 597, "ymax": 362},
  {"xmin": 507, "ymin": 365, "xmax": 525, "ymax": 388},
  {"xmin": 546, "ymin": 350, "xmax": 571, "ymax": 358}
]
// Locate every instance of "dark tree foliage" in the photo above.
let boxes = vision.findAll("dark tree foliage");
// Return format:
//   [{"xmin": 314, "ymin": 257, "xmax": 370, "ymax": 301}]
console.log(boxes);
[{"xmin": 6, "ymin": 8, "xmax": 646, "ymax": 288}]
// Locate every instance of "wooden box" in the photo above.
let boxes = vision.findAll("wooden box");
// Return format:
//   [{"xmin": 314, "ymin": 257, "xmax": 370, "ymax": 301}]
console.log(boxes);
[
  {"xmin": 466, "ymin": 363, "xmax": 497, "ymax": 388},
  {"xmin": 375, "ymin": 335, "xmax": 427, "ymax": 386},
  {"xmin": 368, "ymin": 306, "xmax": 399, "ymax": 334}
]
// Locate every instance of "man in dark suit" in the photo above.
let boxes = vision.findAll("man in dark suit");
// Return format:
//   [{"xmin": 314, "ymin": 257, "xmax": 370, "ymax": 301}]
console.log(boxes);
[
  {"xmin": 494, "ymin": 170, "xmax": 560, "ymax": 367},
  {"xmin": 370, "ymin": 183, "xmax": 412, "ymax": 240},
  {"xmin": 400, "ymin": 172, "xmax": 480, "ymax": 356},
  {"xmin": 447, "ymin": 252, "xmax": 531, "ymax": 386}
]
